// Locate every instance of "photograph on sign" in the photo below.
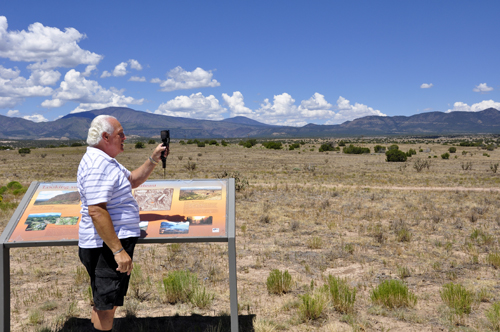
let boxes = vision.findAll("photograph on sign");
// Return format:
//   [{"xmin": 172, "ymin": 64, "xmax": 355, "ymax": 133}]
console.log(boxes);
[{"xmin": 7, "ymin": 180, "xmax": 227, "ymax": 243}]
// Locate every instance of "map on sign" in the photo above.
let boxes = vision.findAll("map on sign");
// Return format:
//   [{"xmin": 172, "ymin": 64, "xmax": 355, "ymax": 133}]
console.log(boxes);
[{"xmin": 7, "ymin": 180, "xmax": 228, "ymax": 243}]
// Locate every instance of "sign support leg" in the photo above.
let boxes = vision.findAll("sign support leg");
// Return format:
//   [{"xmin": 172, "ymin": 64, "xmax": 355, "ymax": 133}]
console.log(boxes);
[{"xmin": 0, "ymin": 244, "xmax": 10, "ymax": 332}]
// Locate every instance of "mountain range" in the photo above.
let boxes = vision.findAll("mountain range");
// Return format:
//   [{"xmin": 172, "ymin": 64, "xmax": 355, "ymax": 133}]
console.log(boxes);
[{"xmin": 1, "ymin": 107, "xmax": 500, "ymax": 140}]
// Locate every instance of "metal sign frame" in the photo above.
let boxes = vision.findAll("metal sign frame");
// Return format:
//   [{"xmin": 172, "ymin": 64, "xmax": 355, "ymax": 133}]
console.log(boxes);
[{"xmin": 0, "ymin": 179, "xmax": 238, "ymax": 331}]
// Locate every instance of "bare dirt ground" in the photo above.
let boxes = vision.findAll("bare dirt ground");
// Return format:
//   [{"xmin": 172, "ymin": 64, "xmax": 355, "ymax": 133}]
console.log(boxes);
[{"xmin": 1, "ymin": 138, "xmax": 500, "ymax": 331}]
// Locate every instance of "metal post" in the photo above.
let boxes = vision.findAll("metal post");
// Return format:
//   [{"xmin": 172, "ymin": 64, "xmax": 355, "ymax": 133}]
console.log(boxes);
[
  {"xmin": 227, "ymin": 178, "xmax": 239, "ymax": 331},
  {"xmin": 0, "ymin": 244, "xmax": 10, "ymax": 332}
]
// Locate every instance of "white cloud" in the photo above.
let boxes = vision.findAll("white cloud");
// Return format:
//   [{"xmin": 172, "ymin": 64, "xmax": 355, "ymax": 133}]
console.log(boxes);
[
  {"xmin": 327, "ymin": 96, "xmax": 386, "ymax": 124},
  {"xmin": 156, "ymin": 66, "xmax": 220, "ymax": 92},
  {"xmin": 7, "ymin": 109, "xmax": 20, "ymax": 116},
  {"xmin": 0, "ymin": 16, "xmax": 102, "ymax": 70},
  {"xmin": 41, "ymin": 69, "xmax": 144, "ymax": 112},
  {"xmin": 473, "ymin": 83, "xmax": 493, "ymax": 93},
  {"xmin": 298, "ymin": 93, "xmax": 334, "ymax": 118},
  {"xmin": 22, "ymin": 113, "xmax": 48, "ymax": 122},
  {"xmin": 421, "ymin": 83, "xmax": 433, "ymax": 89},
  {"xmin": 29, "ymin": 69, "xmax": 61, "ymax": 85},
  {"xmin": 100, "ymin": 71, "xmax": 111, "ymax": 78},
  {"xmin": 150, "ymin": 78, "xmax": 161, "ymax": 84},
  {"xmin": 155, "ymin": 92, "xmax": 226, "ymax": 120},
  {"xmin": 82, "ymin": 65, "xmax": 97, "ymax": 77},
  {"xmin": 251, "ymin": 93, "xmax": 306, "ymax": 126},
  {"xmin": 128, "ymin": 59, "xmax": 142, "ymax": 71},
  {"xmin": 129, "ymin": 76, "xmax": 146, "ymax": 82},
  {"xmin": 113, "ymin": 62, "xmax": 128, "ymax": 77},
  {"xmin": 446, "ymin": 100, "xmax": 500, "ymax": 113},
  {"xmin": 222, "ymin": 91, "xmax": 253, "ymax": 116},
  {"xmin": 221, "ymin": 92, "xmax": 384, "ymax": 126},
  {"xmin": 0, "ymin": 65, "xmax": 53, "ymax": 107}
]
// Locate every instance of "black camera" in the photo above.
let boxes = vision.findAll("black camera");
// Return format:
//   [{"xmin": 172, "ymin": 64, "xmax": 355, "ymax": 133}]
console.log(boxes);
[{"xmin": 160, "ymin": 130, "xmax": 170, "ymax": 169}]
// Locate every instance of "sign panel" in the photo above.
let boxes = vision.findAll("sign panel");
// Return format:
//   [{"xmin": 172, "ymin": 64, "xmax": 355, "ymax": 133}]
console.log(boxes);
[{"xmin": 7, "ymin": 180, "xmax": 227, "ymax": 243}]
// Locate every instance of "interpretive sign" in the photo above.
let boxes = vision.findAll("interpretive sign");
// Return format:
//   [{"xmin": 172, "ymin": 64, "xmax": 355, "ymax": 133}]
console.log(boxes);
[{"xmin": 0, "ymin": 179, "xmax": 238, "ymax": 331}]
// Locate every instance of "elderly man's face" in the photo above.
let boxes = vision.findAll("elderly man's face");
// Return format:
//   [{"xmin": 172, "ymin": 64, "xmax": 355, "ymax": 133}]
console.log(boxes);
[{"xmin": 105, "ymin": 118, "xmax": 126, "ymax": 158}]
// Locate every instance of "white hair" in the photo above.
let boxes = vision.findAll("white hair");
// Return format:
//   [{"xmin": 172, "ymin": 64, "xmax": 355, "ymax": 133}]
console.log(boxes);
[{"xmin": 86, "ymin": 115, "xmax": 117, "ymax": 146}]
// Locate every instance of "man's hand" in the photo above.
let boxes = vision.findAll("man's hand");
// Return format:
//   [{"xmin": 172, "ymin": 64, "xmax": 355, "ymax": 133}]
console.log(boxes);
[{"xmin": 114, "ymin": 250, "xmax": 133, "ymax": 275}]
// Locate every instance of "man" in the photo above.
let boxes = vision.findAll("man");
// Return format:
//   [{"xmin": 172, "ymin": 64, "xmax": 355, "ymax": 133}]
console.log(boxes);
[{"xmin": 77, "ymin": 115, "xmax": 167, "ymax": 332}]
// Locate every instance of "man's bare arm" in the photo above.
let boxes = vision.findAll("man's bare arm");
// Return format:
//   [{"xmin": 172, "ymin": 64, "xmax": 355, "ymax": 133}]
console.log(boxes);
[
  {"xmin": 88, "ymin": 202, "xmax": 133, "ymax": 275},
  {"xmin": 129, "ymin": 143, "xmax": 168, "ymax": 188}
]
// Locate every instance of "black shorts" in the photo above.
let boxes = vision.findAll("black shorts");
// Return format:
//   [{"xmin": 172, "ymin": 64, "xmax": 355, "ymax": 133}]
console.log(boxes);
[{"xmin": 78, "ymin": 237, "xmax": 138, "ymax": 311}]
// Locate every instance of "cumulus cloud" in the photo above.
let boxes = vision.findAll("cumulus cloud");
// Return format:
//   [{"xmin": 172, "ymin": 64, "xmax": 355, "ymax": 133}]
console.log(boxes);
[
  {"xmin": 220, "ymin": 92, "xmax": 384, "ymax": 126},
  {"xmin": 154, "ymin": 92, "xmax": 226, "ymax": 120},
  {"xmin": 473, "ymin": 83, "xmax": 493, "ymax": 93},
  {"xmin": 298, "ymin": 93, "xmax": 334, "ymax": 118},
  {"xmin": 82, "ymin": 65, "xmax": 97, "ymax": 77},
  {"xmin": 100, "ymin": 71, "xmax": 112, "ymax": 78},
  {"xmin": 113, "ymin": 62, "xmax": 128, "ymax": 77},
  {"xmin": 41, "ymin": 69, "xmax": 144, "ymax": 112},
  {"xmin": 22, "ymin": 113, "xmax": 48, "ymax": 122},
  {"xmin": 129, "ymin": 76, "xmax": 146, "ymax": 82},
  {"xmin": 328, "ymin": 96, "xmax": 386, "ymax": 124},
  {"xmin": 222, "ymin": 91, "xmax": 253, "ymax": 116},
  {"xmin": 0, "ymin": 65, "xmax": 54, "ymax": 108},
  {"xmin": 7, "ymin": 109, "xmax": 20, "ymax": 116},
  {"xmin": 156, "ymin": 67, "xmax": 220, "ymax": 92},
  {"xmin": 446, "ymin": 100, "xmax": 500, "ymax": 113},
  {"xmin": 128, "ymin": 59, "xmax": 142, "ymax": 71},
  {"xmin": 421, "ymin": 83, "xmax": 433, "ymax": 89},
  {"xmin": 0, "ymin": 16, "xmax": 102, "ymax": 70}
]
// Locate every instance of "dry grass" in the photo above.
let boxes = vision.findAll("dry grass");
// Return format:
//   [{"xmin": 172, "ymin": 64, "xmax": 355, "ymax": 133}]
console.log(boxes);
[{"xmin": 2, "ymin": 139, "xmax": 500, "ymax": 331}]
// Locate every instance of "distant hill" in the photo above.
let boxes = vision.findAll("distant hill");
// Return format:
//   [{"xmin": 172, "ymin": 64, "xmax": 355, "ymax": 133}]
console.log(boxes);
[{"xmin": 1, "ymin": 107, "xmax": 500, "ymax": 140}]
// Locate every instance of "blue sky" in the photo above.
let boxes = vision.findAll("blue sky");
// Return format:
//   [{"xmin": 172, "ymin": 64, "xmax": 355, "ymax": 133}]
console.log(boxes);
[{"xmin": 1, "ymin": 1, "xmax": 499, "ymax": 126}]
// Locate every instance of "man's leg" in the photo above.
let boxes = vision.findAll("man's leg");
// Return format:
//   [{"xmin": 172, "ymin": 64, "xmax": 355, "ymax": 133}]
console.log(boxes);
[{"xmin": 91, "ymin": 306, "xmax": 117, "ymax": 331}]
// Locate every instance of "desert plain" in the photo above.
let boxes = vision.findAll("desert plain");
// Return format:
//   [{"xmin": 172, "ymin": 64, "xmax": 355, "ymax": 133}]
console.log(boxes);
[{"xmin": 1, "ymin": 137, "xmax": 500, "ymax": 331}]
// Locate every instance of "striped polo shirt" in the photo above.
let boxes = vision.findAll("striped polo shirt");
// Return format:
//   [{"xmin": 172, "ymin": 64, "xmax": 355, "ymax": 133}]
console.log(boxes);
[{"xmin": 77, "ymin": 147, "xmax": 140, "ymax": 248}]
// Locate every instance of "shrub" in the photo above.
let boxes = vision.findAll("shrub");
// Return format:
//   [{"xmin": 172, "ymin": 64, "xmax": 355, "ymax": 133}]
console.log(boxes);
[
  {"xmin": 266, "ymin": 269, "xmax": 292, "ymax": 295},
  {"xmin": 486, "ymin": 302, "xmax": 500, "ymax": 331},
  {"xmin": 487, "ymin": 253, "xmax": 500, "ymax": 269},
  {"xmin": 197, "ymin": 142, "xmax": 206, "ymax": 147},
  {"xmin": 307, "ymin": 237, "xmax": 323, "ymax": 249},
  {"xmin": 135, "ymin": 142, "xmax": 145, "ymax": 149},
  {"xmin": 70, "ymin": 142, "xmax": 83, "ymax": 147},
  {"xmin": 441, "ymin": 152, "xmax": 450, "ymax": 159},
  {"xmin": 374, "ymin": 145, "xmax": 386, "ymax": 153},
  {"xmin": 388, "ymin": 144, "xmax": 399, "ymax": 151},
  {"xmin": 209, "ymin": 140, "xmax": 218, "ymax": 145},
  {"xmin": 239, "ymin": 139, "xmax": 257, "ymax": 148},
  {"xmin": 343, "ymin": 144, "xmax": 370, "ymax": 154},
  {"xmin": 7, "ymin": 181, "xmax": 22, "ymax": 190},
  {"xmin": 491, "ymin": 163, "xmax": 499, "ymax": 173},
  {"xmin": 325, "ymin": 275, "xmax": 357, "ymax": 313},
  {"xmin": 386, "ymin": 149, "xmax": 407, "ymax": 162},
  {"xmin": 18, "ymin": 147, "xmax": 31, "ymax": 154},
  {"xmin": 449, "ymin": 147, "xmax": 457, "ymax": 153},
  {"xmin": 413, "ymin": 158, "xmax": 429, "ymax": 172},
  {"xmin": 440, "ymin": 282, "xmax": 474, "ymax": 320},
  {"xmin": 262, "ymin": 141, "xmax": 282, "ymax": 150},
  {"xmin": 318, "ymin": 142, "xmax": 335, "ymax": 152},
  {"xmin": 216, "ymin": 170, "xmax": 249, "ymax": 192},
  {"xmin": 299, "ymin": 292, "xmax": 327, "ymax": 321},
  {"xmin": 370, "ymin": 279, "xmax": 417, "ymax": 309},
  {"xmin": 405, "ymin": 148, "xmax": 417, "ymax": 157},
  {"xmin": 148, "ymin": 139, "xmax": 156, "ymax": 144},
  {"xmin": 221, "ymin": 140, "xmax": 228, "ymax": 146},
  {"xmin": 462, "ymin": 162, "xmax": 472, "ymax": 170},
  {"xmin": 338, "ymin": 140, "xmax": 346, "ymax": 146},
  {"xmin": 162, "ymin": 270, "xmax": 213, "ymax": 308}
]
